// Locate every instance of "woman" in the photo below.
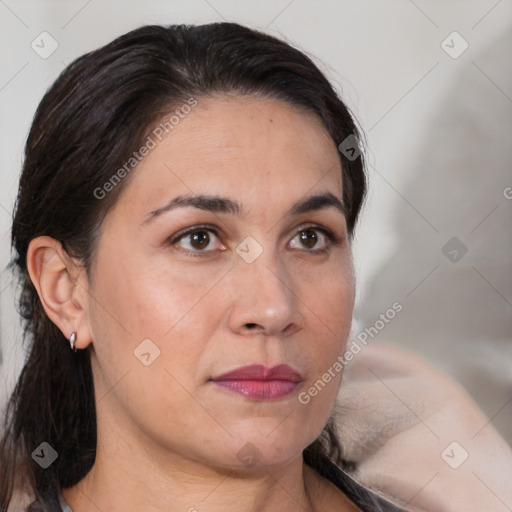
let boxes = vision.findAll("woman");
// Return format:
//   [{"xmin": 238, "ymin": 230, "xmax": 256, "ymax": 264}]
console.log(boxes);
[{"xmin": 0, "ymin": 22, "xmax": 508, "ymax": 512}]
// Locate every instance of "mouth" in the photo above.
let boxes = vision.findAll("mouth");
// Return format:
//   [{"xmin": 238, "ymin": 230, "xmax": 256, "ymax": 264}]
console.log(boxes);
[{"xmin": 209, "ymin": 364, "xmax": 303, "ymax": 401}]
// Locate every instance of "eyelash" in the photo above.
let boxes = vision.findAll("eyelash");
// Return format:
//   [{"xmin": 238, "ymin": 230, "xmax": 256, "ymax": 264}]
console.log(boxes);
[{"xmin": 167, "ymin": 224, "xmax": 342, "ymax": 257}]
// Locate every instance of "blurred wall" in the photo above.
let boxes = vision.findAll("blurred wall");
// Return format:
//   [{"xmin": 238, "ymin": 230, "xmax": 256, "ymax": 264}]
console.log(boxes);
[{"xmin": 1, "ymin": 1, "xmax": 510, "ymax": 441}]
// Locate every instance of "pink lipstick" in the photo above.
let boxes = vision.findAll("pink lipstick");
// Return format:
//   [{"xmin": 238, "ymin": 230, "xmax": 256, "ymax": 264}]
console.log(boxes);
[{"xmin": 210, "ymin": 364, "xmax": 302, "ymax": 400}]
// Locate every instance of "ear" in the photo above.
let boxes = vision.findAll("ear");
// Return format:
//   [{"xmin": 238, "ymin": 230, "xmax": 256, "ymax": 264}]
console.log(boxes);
[{"xmin": 26, "ymin": 236, "xmax": 93, "ymax": 350}]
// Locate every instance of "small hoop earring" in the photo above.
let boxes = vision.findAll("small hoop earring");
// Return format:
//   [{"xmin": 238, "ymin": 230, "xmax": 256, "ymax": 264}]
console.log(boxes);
[{"xmin": 70, "ymin": 332, "xmax": 77, "ymax": 352}]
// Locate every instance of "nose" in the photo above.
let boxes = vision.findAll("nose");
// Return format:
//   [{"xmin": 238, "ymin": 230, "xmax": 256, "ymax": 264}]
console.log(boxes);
[{"xmin": 227, "ymin": 249, "xmax": 304, "ymax": 338}]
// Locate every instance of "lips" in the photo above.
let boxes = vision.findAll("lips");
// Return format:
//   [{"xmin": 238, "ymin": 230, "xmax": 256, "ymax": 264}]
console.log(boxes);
[{"xmin": 210, "ymin": 364, "xmax": 303, "ymax": 400}]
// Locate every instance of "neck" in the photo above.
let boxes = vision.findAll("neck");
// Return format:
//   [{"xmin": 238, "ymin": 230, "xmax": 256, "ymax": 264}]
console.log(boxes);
[
  {"xmin": 62, "ymin": 421, "xmax": 319, "ymax": 512},
  {"xmin": 64, "ymin": 457, "xmax": 317, "ymax": 512}
]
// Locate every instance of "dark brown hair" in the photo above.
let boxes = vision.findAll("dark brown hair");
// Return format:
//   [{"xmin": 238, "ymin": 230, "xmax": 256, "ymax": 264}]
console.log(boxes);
[{"xmin": 1, "ymin": 22, "xmax": 366, "ymax": 511}]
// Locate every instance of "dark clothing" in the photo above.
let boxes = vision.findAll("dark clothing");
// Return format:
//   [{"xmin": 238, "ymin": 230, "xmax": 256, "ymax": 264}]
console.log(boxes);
[{"xmin": 316, "ymin": 458, "xmax": 406, "ymax": 511}]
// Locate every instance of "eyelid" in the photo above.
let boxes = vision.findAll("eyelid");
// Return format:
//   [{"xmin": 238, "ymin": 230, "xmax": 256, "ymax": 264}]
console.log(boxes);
[
  {"xmin": 288, "ymin": 224, "xmax": 342, "ymax": 251},
  {"xmin": 166, "ymin": 222, "xmax": 343, "ymax": 255},
  {"xmin": 167, "ymin": 224, "xmax": 224, "ymax": 252}
]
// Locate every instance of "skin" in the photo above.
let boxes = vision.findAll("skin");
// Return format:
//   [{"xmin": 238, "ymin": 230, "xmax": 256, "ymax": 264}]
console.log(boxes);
[{"xmin": 27, "ymin": 96, "xmax": 360, "ymax": 511}]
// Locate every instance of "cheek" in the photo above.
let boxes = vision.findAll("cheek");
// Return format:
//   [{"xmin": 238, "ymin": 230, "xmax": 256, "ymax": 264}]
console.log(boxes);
[
  {"xmin": 297, "ymin": 260, "xmax": 355, "ymax": 393},
  {"xmin": 90, "ymin": 248, "xmax": 222, "ymax": 337},
  {"xmin": 295, "ymin": 253, "xmax": 355, "ymax": 336},
  {"xmin": 87, "ymin": 249, "xmax": 231, "ymax": 397},
  {"xmin": 316, "ymin": 268, "xmax": 354, "ymax": 327},
  {"xmin": 86, "ymin": 256, "xmax": 227, "ymax": 447}
]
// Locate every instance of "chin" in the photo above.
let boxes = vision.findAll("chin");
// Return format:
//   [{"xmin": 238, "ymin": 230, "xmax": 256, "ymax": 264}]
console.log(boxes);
[{"xmin": 207, "ymin": 429, "xmax": 312, "ymax": 472}]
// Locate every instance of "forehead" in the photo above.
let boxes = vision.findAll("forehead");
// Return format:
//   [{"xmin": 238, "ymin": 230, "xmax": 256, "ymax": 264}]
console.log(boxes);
[{"xmin": 116, "ymin": 95, "xmax": 343, "ymax": 215}]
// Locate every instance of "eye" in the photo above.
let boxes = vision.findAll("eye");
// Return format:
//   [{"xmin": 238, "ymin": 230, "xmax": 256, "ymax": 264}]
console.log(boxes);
[
  {"xmin": 288, "ymin": 227, "xmax": 335, "ymax": 251},
  {"xmin": 171, "ymin": 227, "xmax": 225, "ymax": 253}
]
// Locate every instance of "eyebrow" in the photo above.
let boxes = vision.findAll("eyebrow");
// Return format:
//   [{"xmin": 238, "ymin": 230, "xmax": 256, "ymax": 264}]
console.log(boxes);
[{"xmin": 141, "ymin": 192, "xmax": 346, "ymax": 225}]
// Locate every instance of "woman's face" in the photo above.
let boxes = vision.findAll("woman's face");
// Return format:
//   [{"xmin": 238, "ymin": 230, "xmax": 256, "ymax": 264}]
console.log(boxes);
[{"xmin": 84, "ymin": 95, "xmax": 355, "ymax": 470}]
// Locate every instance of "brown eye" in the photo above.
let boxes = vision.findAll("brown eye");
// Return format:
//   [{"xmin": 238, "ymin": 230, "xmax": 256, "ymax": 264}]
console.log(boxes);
[
  {"xmin": 288, "ymin": 226, "xmax": 334, "ymax": 252},
  {"xmin": 299, "ymin": 229, "xmax": 318, "ymax": 249},
  {"xmin": 172, "ymin": 227, "xmax": 224, "ymax": 253},
  {"xmin": 190, "ymin": 230, "xmax": 210, "ymax": 250}
]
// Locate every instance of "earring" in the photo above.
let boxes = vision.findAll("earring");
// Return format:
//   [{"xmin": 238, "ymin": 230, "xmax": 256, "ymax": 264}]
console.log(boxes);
[{"xmin": 70, "ymin": 332, "xmax": 77, "ymax": 352}]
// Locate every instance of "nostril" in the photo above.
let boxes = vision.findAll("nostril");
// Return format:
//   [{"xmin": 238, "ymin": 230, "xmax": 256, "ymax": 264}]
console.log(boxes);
[{"xmin": 245, "ymin": 323, "xmax": 258, "ymax": 330}]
